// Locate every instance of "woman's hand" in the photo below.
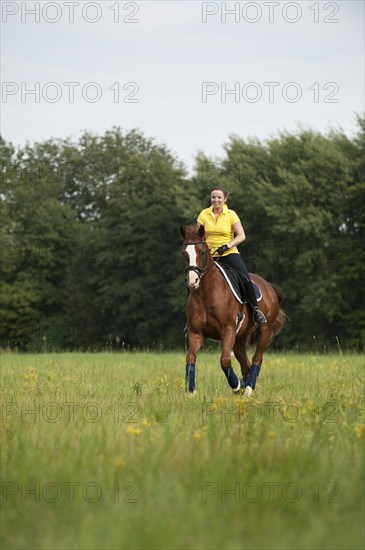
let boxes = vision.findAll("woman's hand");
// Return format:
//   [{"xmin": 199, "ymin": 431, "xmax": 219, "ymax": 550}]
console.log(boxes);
[{"xmin": 216, "ymin": 244, "xmax": 230, "ymax": 255}]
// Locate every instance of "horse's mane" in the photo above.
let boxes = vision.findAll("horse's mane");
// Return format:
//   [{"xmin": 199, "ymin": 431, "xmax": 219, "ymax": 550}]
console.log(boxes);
[{"xmin": 183, "ymin": 224, "xmax": 205, "ymax": 242}]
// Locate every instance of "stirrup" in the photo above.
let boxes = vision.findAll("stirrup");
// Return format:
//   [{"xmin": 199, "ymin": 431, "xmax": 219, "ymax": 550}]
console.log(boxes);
[{"xmin": 253, "ymin": 307, "xmax": 267, "ymax": 325}]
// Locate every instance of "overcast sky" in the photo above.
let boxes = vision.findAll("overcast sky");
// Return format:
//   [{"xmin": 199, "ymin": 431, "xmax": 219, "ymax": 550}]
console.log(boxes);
[{"xmin": 1, "ymin": 0, "xmax": 364, "ymax": 172}]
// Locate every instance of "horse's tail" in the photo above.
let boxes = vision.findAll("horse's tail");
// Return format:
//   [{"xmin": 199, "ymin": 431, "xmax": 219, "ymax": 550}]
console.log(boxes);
[
  {"xmin": 271, "ymin": 308, "xmax": 286, "ymax": 339},
  {"xmin": 270, "ymin": 284, "xmax": 286, "ymax": 340},
  {"xmin": 270, "ymin": 283, "xmax": 284, "ymax": 304}
]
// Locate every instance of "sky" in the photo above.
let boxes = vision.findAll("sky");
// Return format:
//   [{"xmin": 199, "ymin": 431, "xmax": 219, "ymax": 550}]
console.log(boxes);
[{"xmin": 1, "ymin": 0, "xmax": 364, "ymax": 173}]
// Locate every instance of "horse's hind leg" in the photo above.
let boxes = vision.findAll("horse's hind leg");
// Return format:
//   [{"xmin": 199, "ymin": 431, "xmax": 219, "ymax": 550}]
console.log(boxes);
[
  {"xmin": 185, "ymin": 331, "xmax": 204, "ymax": 394},
  {"xmin": 233, "ymin": 339, "xmax": 251, "ymax": 380},
  {"xmin": 245, "ymin": 326, "xmax": 272, "ymax": 395}
]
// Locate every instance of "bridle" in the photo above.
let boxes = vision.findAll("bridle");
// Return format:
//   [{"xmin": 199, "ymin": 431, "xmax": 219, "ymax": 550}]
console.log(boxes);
[{"xmin": 182, "ymin": 240, "xmax": 214, "ymax": 283}]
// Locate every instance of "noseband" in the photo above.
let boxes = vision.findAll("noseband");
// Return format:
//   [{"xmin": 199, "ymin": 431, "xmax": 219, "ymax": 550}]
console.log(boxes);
[{"xmin": 183, "ymin": 241, "xmax": 210, "ymax": 282}]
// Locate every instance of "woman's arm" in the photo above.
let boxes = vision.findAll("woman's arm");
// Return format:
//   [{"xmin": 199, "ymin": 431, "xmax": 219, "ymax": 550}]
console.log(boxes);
[{"xmin": 228, "ymin": 222, "xmax": 246, "ymax": 248}]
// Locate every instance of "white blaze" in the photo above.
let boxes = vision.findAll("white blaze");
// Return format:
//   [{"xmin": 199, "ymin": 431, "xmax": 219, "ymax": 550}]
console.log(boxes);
[{"xmin": 186, "ymin": 244, "xmax": 199, "ymax": 288}]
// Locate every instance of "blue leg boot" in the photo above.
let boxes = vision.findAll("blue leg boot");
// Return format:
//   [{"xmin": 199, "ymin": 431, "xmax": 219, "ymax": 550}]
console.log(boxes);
[
  {"xmin": 221, "ymin": 364, "xmax": 241, "ymax": 393},
  {"xmin": 185, "ymin": 364, "xmax": 196, "ymax": 393},
  {"xmin": 244, "ymin": 363, "xmax": 260, "ymax": 395}
]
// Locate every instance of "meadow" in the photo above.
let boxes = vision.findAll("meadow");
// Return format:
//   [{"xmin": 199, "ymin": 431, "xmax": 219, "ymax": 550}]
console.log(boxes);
[{"xmin": 1, "ymin": 351, "xmax": 364, "ymax": 550}]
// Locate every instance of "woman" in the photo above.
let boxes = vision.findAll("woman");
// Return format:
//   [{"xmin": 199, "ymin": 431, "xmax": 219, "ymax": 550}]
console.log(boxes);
[{"xmin": 197, "ymin": 186, "xmax": 267, "ymax": 325}]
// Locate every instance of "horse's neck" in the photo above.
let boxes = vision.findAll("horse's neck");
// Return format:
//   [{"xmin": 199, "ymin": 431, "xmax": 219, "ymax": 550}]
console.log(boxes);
[{"xmin": 199, "ymin": 263, "xmax": 222, "ymax": 300}]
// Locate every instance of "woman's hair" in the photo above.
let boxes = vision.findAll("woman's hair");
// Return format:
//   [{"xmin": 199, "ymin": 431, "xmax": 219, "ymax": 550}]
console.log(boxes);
[{"xmin": 210, "ymin": 186, "xmax": 229, "ymax": 199}]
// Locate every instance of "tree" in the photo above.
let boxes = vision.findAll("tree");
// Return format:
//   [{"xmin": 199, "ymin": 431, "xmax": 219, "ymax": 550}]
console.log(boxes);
[
  {"xmin": 94, "ymin": 129, "xmax": 187, "ymax": 347},
  {"xmin": 0, "ymin": 137, "xmax": 78, "ymax": 349}
]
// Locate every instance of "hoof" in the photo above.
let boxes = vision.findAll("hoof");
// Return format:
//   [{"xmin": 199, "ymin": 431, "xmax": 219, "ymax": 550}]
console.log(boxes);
[
  {"xmin": 187, "ymin": 391, "xmax": 197, "ymax": 397},
  {"xmin": 244, "ymin": 386, "xmax": 253, "ymax": 397}
]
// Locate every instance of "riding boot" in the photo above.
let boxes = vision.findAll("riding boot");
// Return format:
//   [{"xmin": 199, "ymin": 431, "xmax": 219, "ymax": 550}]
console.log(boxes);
[{"xmin": 244, "ymin": 280, "xmax": 267, "ymax": 325}]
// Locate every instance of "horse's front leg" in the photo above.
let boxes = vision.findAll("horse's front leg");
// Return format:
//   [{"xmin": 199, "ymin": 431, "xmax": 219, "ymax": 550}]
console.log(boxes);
[
  {"xmin": 185, "ymin": 331, "xmax": 204, "ymax": 394},
  {"xmin": 220, "ymin": 329, "xmax": 241, "ymax": 393}
]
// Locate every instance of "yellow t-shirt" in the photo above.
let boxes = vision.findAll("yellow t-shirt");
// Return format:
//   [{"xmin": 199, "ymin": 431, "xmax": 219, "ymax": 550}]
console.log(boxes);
[{"xmin": 197, "ymin": 204, "xmax": 240, "ymax": 257}]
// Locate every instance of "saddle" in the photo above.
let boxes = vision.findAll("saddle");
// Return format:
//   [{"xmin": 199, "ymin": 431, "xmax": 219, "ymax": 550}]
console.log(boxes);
[{"xmin": 215, "ymin": 263, "xmax": 262, "ymax": 304}]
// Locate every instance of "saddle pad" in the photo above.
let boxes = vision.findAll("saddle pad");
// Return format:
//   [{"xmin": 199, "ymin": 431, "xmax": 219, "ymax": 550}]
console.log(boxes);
[{"xmin": 215, "ymin": 263, "xmax": 262, "ymax": 304}]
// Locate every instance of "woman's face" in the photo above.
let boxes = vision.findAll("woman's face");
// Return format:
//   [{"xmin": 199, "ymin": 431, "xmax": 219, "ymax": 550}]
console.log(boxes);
[{"xmin": 211, "ymin": 190, "xmax": 226, "ymax": 209}]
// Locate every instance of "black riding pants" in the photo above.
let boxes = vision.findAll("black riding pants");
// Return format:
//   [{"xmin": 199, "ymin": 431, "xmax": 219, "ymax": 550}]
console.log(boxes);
[
  {"xmin": 216, "ymin": 253, "xmax": 258, "ymax": 307},
  {"xmin": 216, "ymin": 253, "xmax": 250, "ymax": 282}
]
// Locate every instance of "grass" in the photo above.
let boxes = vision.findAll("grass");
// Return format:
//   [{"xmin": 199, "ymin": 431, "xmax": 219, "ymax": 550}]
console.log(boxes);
[{"xmin": 1, "ymin": 351, "xmax": 364, "ymax": 550}]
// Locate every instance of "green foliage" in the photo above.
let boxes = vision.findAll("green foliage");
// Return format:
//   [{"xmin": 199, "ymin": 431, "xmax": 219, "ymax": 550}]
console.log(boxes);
[{"xmin": 1, "ymin": 119, "xmax": 364, "ymax": 350}]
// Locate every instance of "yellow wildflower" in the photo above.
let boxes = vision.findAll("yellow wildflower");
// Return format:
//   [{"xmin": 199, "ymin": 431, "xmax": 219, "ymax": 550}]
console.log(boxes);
[
  {"xmin": 25, "ymin": 368, "xmax": 38, "ymax": 381},
  {"xmin": 116, "ymin": 457, "xmax": 126, "ymax": 468},
  {"xmin": 127, "ymin": 426, "xmax": 143, "ymax": 435},
  {"xmin": 353, "ymin": 425, "xmax": 365, "ymax": 439},
  {"xmin": 214, "ymin": 396, "xmax": 228, "ymax": 405}
]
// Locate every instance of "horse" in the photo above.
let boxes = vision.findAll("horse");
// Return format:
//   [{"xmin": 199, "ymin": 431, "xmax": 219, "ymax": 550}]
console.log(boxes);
[{"xmin": 180, "ymin": 224, "xmax": 285, "ymax": 396}]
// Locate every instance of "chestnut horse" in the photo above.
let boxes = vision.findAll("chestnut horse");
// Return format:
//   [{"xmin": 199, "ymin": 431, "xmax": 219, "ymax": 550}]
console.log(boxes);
[{"xmin": 180, "ymin": 224, "xmax": 285, "ymax": 395}]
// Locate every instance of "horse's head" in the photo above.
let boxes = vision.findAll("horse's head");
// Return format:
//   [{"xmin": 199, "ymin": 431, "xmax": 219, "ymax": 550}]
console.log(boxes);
[{"xmin": 180, "ymin": 224, "xmax": 212, "ymax": 290}]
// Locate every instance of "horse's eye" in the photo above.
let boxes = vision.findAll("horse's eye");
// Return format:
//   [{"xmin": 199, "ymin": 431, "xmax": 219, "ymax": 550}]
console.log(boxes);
[{"xmin": 200, "ymin": 250, "xmax": 206, "ymax": 256}]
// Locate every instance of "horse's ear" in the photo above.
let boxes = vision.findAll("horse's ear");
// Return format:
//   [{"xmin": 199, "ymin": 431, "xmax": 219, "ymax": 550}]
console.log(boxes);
[
  {"xmin": 198, "ymin": 224, "xmax": 205, "ymax": 238},
  {"xmin": 179, "ymin": 225, "xmax": 186, "ymax": 239}
]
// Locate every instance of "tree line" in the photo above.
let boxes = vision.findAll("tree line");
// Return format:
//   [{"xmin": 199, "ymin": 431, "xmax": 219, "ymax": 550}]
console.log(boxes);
[{"xmin": 1, "ymin": 117, "xmax": 364, "ymax": 352}]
